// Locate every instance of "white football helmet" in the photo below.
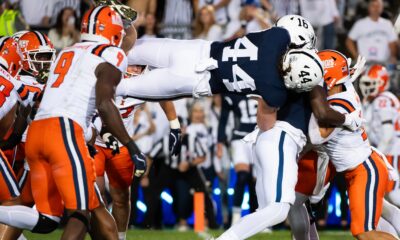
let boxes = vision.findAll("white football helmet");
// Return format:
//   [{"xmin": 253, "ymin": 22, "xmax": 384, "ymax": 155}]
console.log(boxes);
[
  {"xmin": 282, "ymin": 49, "xmax": 324, "ymax": 92},
  {"xmin": 275, "ymin": 15, "xmax": 316, "ymax": 49}
]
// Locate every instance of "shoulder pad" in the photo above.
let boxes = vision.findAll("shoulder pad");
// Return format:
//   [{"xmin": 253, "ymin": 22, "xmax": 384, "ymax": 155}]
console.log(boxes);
[{"xmin": 91, "ymin": 44, "xmax": 127, "ymax": 73}]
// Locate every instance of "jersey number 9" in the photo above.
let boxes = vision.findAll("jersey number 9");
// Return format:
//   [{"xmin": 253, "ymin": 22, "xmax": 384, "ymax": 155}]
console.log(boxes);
[{"xmin": 51, "ymin": 52, "xmax": 75, "ymax": 88}]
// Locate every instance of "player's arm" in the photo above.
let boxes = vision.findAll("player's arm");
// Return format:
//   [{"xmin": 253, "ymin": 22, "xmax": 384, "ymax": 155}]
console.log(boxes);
[
  {"xmin": 121, "ymin": 25, "xmax": 137, "ymax": 55},
  {"xmin": 310, "ymin": 86, "xmax": 345, "ymax": 125},
  {"xmin": 95, "ymin": 62, "xmax": 146, "ymax": 176},
  {"xmin": 0, "ymin": 104, "xmax": 31, "ymax": 150},
  {"xmin": 257, "ymin": 98, "xmax": 277, "ymax": 132},
  {"xmin": 159, "ymin": 100, "xmax": 182, "ymax": 157}
]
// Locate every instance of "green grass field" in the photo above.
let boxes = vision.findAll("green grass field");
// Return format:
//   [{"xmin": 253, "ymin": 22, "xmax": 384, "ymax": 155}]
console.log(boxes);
[{"xmin": 23, "ymin": 230, "xmax": 354, "ymax": 239}]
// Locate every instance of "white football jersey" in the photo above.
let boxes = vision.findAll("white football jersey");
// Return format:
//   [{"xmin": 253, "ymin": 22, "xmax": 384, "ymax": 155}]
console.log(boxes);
[
  {"xmin": 319, "ymin": 83, "xmax": 371, "ymax": 172},
  {"xmin": 17, "ymin": 74, "xmax": 45, "ymax": 143},
  {"xmin": 363, "ymin": 91, "xmax": 400, "ymax": 154},
  {"xmin": 0, "ymin": 67, "xmax": 32, "ymax": 120},
  {"xmin": 95, "ymin": 96, "xmax": 144, "ymax": 148},
  {"xmin": 35, "ymin": 42, "xmax": 128, "ymax": 130}
]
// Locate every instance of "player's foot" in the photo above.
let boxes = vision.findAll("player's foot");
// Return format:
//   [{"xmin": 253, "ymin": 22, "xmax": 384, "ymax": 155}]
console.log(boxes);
[
  {"xmin": 94, "ymin": 0, "xmax": 137, "ymax": 22},
  {"xmin": 177, "ymin": 224, "xmax": 189, "ymax": 232}
]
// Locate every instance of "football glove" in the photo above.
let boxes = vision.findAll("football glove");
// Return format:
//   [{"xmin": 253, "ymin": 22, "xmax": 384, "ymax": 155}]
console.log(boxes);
[
  {"xmin": 343, "ymin": 110, "xmax": 365, "ymax": 131},
  {"xmin": 169, "ymin": 128, "xmax": 182, "ymax": 157},
  {"xmin": 126, "ymin": 140, "xmax": 146, "ymax": 177},
  {"xmin": 101, "ymin": 132, "xmax": 120, "ymax": 155}
]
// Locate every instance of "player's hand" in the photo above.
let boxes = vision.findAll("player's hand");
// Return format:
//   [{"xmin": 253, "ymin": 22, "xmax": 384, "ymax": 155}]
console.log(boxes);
[
  {"xmin": 343, "ymin": 110, "xmax": 365, "ymax": 131},
  {"xmin": 87, "ymin": 144, "xmax": 98, "ymax": 158},
  {"xmin": 132, "ymin": 152, "xmax": 147, "ymax": 177},
  {"xmin": 102, "ymin": 132, "xmax": 120, "ymax": 155},
  {"xmin": 349, "ymin": 55, "xmax": 366, "ymax": 83},
  {"xmin": 169, "ymin": 128, "xmax": 182, "ymax": 157}
]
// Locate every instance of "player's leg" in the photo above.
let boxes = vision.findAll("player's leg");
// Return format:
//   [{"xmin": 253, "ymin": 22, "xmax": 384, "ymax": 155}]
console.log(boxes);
[
  {"xmin": 117, "ymin": 39, "xmax": 213, "ymax": 100},
  {"xmin": 217, "ymin": 128, "xmax": 299, "ymax": 240},
  {"xmin": 231, "ymin": 140, "xmax": 251, "ymax": 225},
  {"xmin": 345, "ymin": 151, "xmax": 395, "ymax": 240},
  {"xmin": 105, "ymin": 146, "xmax": 134, "ymax": 240},
  {"xmin": 377, "ymin": 218, "xmax": 398, "ymax": 238},
  {"xmin": 127, "ymin": 38, "xmax": 210, "ymax": 68},
  {"xmin": 288, "ymin": 192, "xmax": 311, "ymax": 240},
  {"xmin": 94, "ymin": 146, "xmax": 108, "ymax": 205},
  {"xmin": 0, "ymin": 150, "xmax": 20, "ymax": 204},
  {"xmin": 49, "ymin": 118, "xmax": 106, "ymax": 240},
  {"xmin": 0, "ymin": 120, "xmax": 63, "ymax": 234},
  {"xmin": 0, "ymin": 164, "xmax": 35, "ymax": 239},
  {"xmin": 381, "ymin": 199, "xmax": 400, "ymax": 236}
]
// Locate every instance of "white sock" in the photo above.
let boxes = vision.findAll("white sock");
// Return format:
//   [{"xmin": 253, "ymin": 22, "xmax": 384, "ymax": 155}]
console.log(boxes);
[
  {"xmin": 288, "ymin": 203, "xmax": 310, "ymax": 240},
  {"xmin": 118, "ymin": 231, "xmax": 126, "ymax": 240},
  {"xmin": 377, "ymin": 217, "xmax": 398, "ymax": 238},
  {"xmin": 0, "ymin": 205, "xmax": 39, "ymax": 231},
  {"xmin": 218, "ymin": 202, "xmax": 290, "ymax": 240},
  {"xmin": 231, "ymin": 207, "xmax": 242, "ymax": 225},
  {"xmin": 382, "ymin": 199, "xmax": 400, "ymax": 236}
]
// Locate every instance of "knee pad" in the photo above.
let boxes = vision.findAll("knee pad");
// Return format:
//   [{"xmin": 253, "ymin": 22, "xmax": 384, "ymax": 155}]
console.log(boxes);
[{"xmin": 31, "ymin": 213, "xmax": 60, "ymax": 234}]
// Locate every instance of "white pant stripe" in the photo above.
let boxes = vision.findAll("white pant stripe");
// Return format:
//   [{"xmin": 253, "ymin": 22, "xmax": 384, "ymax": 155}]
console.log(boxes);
[{"xmin": 63, "ymin": 118, "xmax": 87, "ymax": 209}]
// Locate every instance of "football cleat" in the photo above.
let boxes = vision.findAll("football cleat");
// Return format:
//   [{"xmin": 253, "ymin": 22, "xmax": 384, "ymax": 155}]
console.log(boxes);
[{"xmin": 94, "ymin": 0, "xmax": 138, "ymax": 23}]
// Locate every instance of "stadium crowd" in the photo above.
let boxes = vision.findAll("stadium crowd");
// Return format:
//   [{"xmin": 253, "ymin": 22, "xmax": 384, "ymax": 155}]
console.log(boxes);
[{"xmin": 0, "ymin": 0, "xmax": 399, "ymax": 234}]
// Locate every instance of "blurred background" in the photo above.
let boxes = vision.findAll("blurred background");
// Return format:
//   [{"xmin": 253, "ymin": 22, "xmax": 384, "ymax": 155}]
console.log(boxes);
[{"xmin": 1, "ymin": 0, "xmax": 399, "ymax": 232}]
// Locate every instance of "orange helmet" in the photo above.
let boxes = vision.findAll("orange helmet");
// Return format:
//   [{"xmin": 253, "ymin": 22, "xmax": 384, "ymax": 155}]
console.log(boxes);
[
  {"xmin": 81, "ymin": 6, "xmax": 125, "ymax": 47},
  {"xmin": 317, "ymin": 50, "xmax": 350, "ymax": 89},
  {"xmin": 0, "ymin": 37, "xmax": 23, "ymax": 77},
  {"xmin": 359, "ymin": 64, "xmax": 389, "ymax": 98},
  {"xmin": 18, "ymin": 31, "xmax": 56, "ymax": 78}
]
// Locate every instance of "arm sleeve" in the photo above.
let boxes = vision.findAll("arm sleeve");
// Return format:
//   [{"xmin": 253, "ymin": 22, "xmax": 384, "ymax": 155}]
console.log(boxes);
[{"xmin": 217, "ymin": 95, "xmax": 233, "ymax": 143}]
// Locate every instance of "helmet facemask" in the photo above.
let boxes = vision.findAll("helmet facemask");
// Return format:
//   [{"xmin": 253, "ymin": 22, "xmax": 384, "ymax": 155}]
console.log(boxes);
[
  {"xmin": 24, "ymin": 48, "xmax": 56, "ymax": 83},
  {"xmin": 359, "ymin": 76, "xmax": 387, "ymax": 99}
]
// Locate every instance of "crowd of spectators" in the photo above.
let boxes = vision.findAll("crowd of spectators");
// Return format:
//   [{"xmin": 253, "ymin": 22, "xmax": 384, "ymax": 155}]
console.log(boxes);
[{"xmin": 0, "ymin": 0, "xmax": 399, "ymax": 230}]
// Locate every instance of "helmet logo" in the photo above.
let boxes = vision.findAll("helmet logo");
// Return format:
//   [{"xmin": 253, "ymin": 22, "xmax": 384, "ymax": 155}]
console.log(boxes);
[
  {"xmin": 111, "ymin": 14, "xmax": 122, "ymax": 26},
  {"xmin": 322, "ymin": 59, "xmax": 334, "ymax": 69},
  {"xmin": 19, "ymin": 40, "xmax": 28, "ymax": 49}
]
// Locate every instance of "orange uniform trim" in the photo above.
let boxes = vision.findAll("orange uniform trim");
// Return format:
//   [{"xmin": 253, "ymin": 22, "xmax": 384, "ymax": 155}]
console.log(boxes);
[{"xmin": 328, "ymin": 98, "xmax": 356, "ymax": 113}]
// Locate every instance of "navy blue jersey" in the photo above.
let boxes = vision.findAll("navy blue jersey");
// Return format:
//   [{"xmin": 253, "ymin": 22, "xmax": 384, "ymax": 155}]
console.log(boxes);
[
  {"xmin": 209, "ymin": 27, "xmax": 291, "ymax": 108},
  {"xmin": 218, "ymin": 94, "xmax": 258, "ymax": 142},
  {"xmin": 277, "ymin": 91, "xmax": 312, "ymax": 135}
]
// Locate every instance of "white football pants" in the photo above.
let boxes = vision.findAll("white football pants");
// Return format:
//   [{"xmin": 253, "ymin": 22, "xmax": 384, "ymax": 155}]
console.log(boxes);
[{"xmin": 117, "ymin": 38, "xmax": 213, "ymax": 100}]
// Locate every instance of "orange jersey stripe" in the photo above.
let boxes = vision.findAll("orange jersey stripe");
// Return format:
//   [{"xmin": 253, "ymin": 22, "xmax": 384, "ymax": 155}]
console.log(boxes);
[
  {"xmin": 91, "ymin": 44, "xmax": 111, "ymax": 57},
  {"xmin": 328, "ymin": 98, "xmax": 356, "ymax": 113}
]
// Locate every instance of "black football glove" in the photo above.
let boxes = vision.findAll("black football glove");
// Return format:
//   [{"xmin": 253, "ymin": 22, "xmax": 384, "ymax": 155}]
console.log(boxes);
[
  {"xmin": 87, "ymin": 144, "xmax": 98, "ymax": 158},
  {"xmin": 169, "ymin": 128, "xmax": 182, "ymax": 157},
  {"xmin": 126, "ymin": 140, "xmax": 146, "ymax": 177}
]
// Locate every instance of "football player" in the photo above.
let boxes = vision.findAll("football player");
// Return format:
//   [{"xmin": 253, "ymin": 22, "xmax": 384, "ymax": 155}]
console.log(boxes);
[
  {"xmin": 93, "ymin": 64, "xmax": 146, "ymax": 240},
  {"xmin": 306, "ymin": 50, "xmax": 396, "ymax": 240},
  {"xmin": 216, "ymin": 94, "xmax": 258, "ymax": 225},
  {"xmin": 360, "ymin": 65, "xmax": 400, "ymax": 208}
]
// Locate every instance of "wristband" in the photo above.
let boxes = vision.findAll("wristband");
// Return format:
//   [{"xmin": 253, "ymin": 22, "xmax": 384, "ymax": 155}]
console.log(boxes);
[
  {"xmin": 126, "ymin": 140, "xmax": 140, "ymax": 155},
  {"xmin": 169, "ymin": 118, "xmax": 180, "ymax": 129}
]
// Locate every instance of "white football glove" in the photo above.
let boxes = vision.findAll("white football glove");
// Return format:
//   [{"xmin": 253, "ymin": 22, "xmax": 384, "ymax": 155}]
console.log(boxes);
[
  {"xmin": 343, "ymin": 110, "xmax": 365, "ymax": 131},
  {"xmin": 349, "ymin": 55, "xmax": 366, "ymax": 83}
]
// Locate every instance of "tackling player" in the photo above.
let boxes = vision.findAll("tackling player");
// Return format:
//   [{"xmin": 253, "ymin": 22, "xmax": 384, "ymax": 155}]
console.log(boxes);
[{"xmin": 307, "ymin": 50, "xmax": 396, "ymax": 240}]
